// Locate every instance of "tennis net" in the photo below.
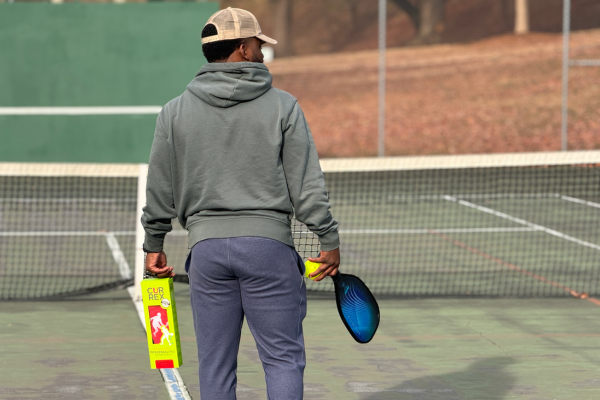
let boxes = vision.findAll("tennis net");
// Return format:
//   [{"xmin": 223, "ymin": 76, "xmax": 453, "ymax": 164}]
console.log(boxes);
[{"xmin": 2, "ymin": 151, "xmax": 600, "ymax": 299}]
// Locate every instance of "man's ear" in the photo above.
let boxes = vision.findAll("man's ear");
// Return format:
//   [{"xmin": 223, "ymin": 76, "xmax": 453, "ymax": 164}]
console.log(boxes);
[{"xmin": 239, "ymin": 41, "xmax": 250, "ymax": 61}]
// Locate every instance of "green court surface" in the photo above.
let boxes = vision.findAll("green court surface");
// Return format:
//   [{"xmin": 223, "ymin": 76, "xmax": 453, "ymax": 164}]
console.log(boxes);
[{"xmin": 2, "ymin": 285, "xmax": 600, "ymax": 399}]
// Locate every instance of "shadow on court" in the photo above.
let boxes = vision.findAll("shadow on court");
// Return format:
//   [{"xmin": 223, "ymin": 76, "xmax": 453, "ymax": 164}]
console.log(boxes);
[{"xmin": 360, "ymin": 357, "xmax": 515, "ymax": 400}]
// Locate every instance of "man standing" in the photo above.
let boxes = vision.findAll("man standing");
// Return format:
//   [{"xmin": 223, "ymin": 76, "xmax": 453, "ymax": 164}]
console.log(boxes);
[{"xmin": 142, "ymin": 7, "xmax": 340, "ymax": 400}]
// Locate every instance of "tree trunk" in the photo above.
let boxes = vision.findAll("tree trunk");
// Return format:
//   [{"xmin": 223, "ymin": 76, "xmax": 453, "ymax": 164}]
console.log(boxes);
[
  {"xmin": 390, "ymin": 0, "xmax": 420, "ymax": 32},
  {"xmin": 347, "ymin": 0, "xmax": 359, "ymax": 29},
  {"xmin": 514, "ymin": 0, "xmax": 530, "ymax": 34},
  {"xmin": 273, "ymin": 0, "xmax": 294, "ymax": 57},
  {"xmin": 416, "ymin": 0, "xmax": 445, "ymax": 44},
  {"xmin": 390, "ymin": 0, "xmax": 446, "ymax": 45}
]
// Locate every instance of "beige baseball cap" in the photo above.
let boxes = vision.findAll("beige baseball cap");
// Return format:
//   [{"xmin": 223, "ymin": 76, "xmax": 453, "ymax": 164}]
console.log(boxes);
[{"xmin": 202, "ymin": 7, "xmax": 277, "ymax": 45}]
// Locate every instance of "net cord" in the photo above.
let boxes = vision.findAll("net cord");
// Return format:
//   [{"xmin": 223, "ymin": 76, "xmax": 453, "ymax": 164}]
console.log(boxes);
[
  {"xmin": 3, "ymin": 151, "xmax": 600, "ymax": 177},
  {"xmin": 318, "ymin": 150, "xmax": 600, "ymax": 173}
]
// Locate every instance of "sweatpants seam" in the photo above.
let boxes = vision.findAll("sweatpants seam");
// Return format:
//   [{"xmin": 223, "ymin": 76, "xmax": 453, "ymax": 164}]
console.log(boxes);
[
  {"xmin": 296, "ymin": 286, "xmax": 302, "ymax": 341},
  {"xmin": 296, "ymin": 252, "xmax": 305, "ymax": 369},
  {"xmin": 295, "ymin": 248, "xmax": 304, "ymax": 349},
  {"xmin": 227, "ymin": 237, "xmax": 231, "ymax": 273}
]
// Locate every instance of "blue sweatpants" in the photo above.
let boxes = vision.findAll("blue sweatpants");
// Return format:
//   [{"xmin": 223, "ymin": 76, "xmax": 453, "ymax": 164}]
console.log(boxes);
[{"xmin": 186, "ymin": 237, "xmax": 307, "ymax": 400}]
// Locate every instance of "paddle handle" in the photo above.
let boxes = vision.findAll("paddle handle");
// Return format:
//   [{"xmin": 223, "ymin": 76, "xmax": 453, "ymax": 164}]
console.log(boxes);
[{"xmin": 330, "ymin": 270, "xmax": 341, "ymax": 284}]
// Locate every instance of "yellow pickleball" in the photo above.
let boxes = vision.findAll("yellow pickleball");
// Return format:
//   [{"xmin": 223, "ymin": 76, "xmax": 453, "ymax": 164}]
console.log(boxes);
[{"xmin": 304, "ymin": 260, "xmax": 322, "ymax": 280}]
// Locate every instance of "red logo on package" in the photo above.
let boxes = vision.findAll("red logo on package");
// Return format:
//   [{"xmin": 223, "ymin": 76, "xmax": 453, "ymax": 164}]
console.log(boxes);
[
  {"xmin": 148, "ymin": 305, "xmax": 169, "ymax": 344},
  {"xmin": 155, "ymin": 360, "xmax": 174, "ymax": 369}
]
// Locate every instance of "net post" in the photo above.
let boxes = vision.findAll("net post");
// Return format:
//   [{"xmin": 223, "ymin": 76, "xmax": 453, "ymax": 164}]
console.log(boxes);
[
  {"xmin": 378, "ymin": 0, "xmax": 386, "ymax": 158},
  {"xmin": 133, "ymin": 163, "xmax": 148, "ymax": 302},
  {"xmin": 561, "ymin": 0, "xmax": 571, "ymax": 151}
]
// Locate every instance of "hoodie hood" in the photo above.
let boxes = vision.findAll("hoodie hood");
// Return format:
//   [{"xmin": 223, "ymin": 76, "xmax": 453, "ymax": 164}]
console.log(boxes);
[{"xmin": 187, "ymin": 62, "xmax": 273, "ymax": 108}]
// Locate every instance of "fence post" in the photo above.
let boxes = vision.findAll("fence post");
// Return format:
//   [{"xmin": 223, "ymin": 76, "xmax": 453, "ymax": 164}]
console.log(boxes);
[
  {"xmin": 561, "ymin": 0, "xmax": 571, "ymax": 151},
  {"xmin": 378, "ymin": 0, "xmax": 386, "ymax": 157}
]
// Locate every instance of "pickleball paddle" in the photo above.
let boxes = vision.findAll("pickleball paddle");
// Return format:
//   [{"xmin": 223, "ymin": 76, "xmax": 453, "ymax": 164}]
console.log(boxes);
[{"xmin": 331, "ymin": 271, "xmax": 380, "ymax": 344}]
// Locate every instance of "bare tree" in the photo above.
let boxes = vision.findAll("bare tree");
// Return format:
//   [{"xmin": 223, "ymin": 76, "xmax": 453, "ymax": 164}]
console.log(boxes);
[
  {"xmin": 514, "ymin": 0, "xmax": 529, "ymax": 34},
  {"xmin": 390, "ymin": 0, "xmax": 447, "ymax": 44},
  {"xmin": 271, "ymin": 0, "xmax": 294, "ymax": 57}
]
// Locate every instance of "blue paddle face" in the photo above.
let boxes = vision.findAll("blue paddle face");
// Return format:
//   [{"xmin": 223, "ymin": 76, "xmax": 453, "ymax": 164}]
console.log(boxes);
[{"xmin": 333, "ymin": 274, "xmax": 380, "ymax": 343}]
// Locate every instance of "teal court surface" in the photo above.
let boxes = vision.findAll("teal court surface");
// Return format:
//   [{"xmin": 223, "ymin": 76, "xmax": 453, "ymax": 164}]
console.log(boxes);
[{"xmin": 2, "ymin": 286, "xmax": 600, "ymax": 400}]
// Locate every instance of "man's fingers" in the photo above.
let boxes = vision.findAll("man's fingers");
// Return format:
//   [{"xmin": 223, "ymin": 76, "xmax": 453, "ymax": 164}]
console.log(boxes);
[
  {"xmin": 307, "ymin": 256, "xmax": 324, "ymax": 263},
  {"xmin": 311, "ymin": 264, "xmax": 339, "ymax": 281},
  {"xmin": 156, "ymin": 268, "xmax": 175, "ymax": 278},
  {"xmin": 309, "ymin": 263, "xmax": 330, "ymax": 278},
  {"xmin": 156, "ymin": 268, "xmax": 174, "ymax": 278},
  {"xmin": 146, "ymin": 266, "xmax": 174, "ymax": 278},
  {"xmin": 147, "ymin": 265, "xmax": 172, "ymax": 273},
  {"xmin": 313, "ymin": 265, "xmax": 338, "ymax": 282}
]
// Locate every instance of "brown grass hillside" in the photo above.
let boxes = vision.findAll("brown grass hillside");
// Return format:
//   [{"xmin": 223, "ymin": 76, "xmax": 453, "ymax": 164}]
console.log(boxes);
[
  {"xmin": 223, "ymin": 0, "xmax": 600, "ymax": 56},
  {"xmin": 269, "ymin": 30, "xmax": 600, "ymax": 157}
]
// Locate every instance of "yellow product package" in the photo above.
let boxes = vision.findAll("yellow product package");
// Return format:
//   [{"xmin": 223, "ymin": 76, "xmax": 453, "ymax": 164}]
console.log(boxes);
[{"xmin": 141, "ymin": 277, "xmax": 183, "ymax": 369}]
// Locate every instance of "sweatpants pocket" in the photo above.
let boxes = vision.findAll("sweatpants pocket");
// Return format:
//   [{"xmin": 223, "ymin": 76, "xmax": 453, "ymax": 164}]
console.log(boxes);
[
  {"xmin": 293, "ymin": 249, "xmax": 305, "ymax": 277},
  {"xmin": 184, "ymin": 251, "xmax": 192, "ymax": 274}
]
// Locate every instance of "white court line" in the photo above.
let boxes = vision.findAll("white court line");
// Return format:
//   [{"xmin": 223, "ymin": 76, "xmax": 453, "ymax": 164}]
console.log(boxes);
[
  {"xmin": 384, "ymin": 193, "xmax": 561, "ymax": 201},
  {"xmin": 0, "ymin": 198, "xmax": 136, "ymax": 203},
  {"xmin": 0, "ymin": 230, "xmax": 190, "ymax": 237},
  {"xmin": 0, "ymin": 106, "xmax": 162, "ymax": 115},
  {"xmin": 1, "ymin": 228, "xmax": 536, "ymax": 237},
  {"xmin": 0, "ymin": 193, "xmax": 558, "ymax": 203},
  {"xmin": 337, "ymin": 227, "xmax": 536, "ymax": 234},
  {"xmin": 126, "ymin": 287, "xmax": 193, "ymax": 400},
  {"xmin": 444, "ymin": 196, "xmax": 600, "ymax": 252},
  {"xmin": 104, "ymin": 232, "xmax": 133, "ymax": 280},
  {"xmin": 3, "ymin": 230, "xmax": 133, "ymax": 279},
  {"xmin": 560, "ymin": 195, "xmax": 600, "ymax": 210},
  {"xmin": 294, "ymin": 228, "xmax": 536, "ymax": 235},
  {"xmin": 0, "ymin": 231, "xmax": 136, "ymax": 236}
]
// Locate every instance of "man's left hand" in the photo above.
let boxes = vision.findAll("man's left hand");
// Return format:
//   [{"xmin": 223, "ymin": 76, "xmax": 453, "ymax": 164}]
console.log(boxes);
[{"xmin": 145, "ymin": 251, "xmax": 175, "ymax": 278}]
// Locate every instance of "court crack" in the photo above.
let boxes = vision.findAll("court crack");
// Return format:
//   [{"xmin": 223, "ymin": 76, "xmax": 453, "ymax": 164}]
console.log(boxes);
[{"xmin": 466, "ymin": 320, "xmax": 507, "ymax": 355}]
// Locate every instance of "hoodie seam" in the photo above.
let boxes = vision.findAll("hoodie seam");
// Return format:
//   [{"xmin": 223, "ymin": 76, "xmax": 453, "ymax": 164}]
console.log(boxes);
[
  {"xmin": 226, "ymin": 75, "xmax": 243, "ymax": 107},
  {"xmin": 162, "ymin": 101, "xmax": 178, "ymax": 213},
  {"xmin": 283, "ymin": 100, "xmax": 298, "ymax": 133}
]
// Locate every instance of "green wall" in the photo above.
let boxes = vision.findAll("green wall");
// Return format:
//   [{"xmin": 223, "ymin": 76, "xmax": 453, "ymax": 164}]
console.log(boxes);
[{"xmin": 0, "ymin": 3, "xmax": 219, "ymax": 163}]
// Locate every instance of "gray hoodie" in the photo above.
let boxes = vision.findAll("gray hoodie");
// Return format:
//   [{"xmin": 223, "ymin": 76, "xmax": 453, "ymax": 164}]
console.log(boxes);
[{"xmin": 142, "ymin": 62, "xmax": 339, "ymax": 253}]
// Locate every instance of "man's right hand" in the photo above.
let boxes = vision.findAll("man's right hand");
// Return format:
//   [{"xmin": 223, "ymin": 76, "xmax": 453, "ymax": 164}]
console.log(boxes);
[
  {"xmin": 145, "ymin": 251, "xmax": 175, "ymax": 278},
  {"xmin": 307, "ymin": 248, "xmax": 340, "ymax": 282}
]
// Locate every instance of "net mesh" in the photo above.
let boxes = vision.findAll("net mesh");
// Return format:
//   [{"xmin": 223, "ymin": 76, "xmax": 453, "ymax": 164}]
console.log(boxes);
[
  {"xmin": 0, "ymin": 172, "xmax": 138, "ymax": 299},
  {"xmin": 208, "ymin": 8, "xmax": 261, "ymax": 41},
  {"xmin": 2, "ymin": 153, "xmax": 600, "ymax": 300},
  {"xmin": 237, "ymin": 9, "xmax": 260, "ymax": 38}
]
